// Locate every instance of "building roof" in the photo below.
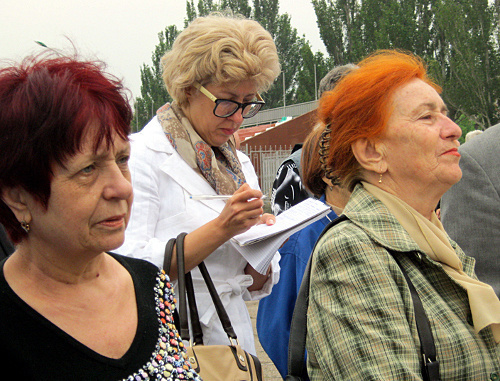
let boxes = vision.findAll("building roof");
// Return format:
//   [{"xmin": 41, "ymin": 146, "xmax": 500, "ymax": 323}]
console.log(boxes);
[
  {"xmin": 239, "ymin": 109, "xmax": 318, "ymax": 149},
  {"xmin": 237, "ymin": 123, "xmax": 276, "ymax": 142}
]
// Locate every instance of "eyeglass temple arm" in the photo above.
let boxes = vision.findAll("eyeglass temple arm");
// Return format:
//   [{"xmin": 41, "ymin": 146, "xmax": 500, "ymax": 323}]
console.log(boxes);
[{"xmin": 193, "ymin": 82, "xmax": 217, "ymax": 102}]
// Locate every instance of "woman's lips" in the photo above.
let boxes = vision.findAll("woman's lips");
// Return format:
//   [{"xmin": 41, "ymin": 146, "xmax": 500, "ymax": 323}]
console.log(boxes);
[
  {"xmin": 220, "ymin": 128, "xmax": 237, "ymax": 136},
  {"xmin": 443, "ymin": 148, "xmax": 461, "ymax": 157},
  {"xmin": 98, "ymin": 215, "xmax": 126, "ymax": 228}
]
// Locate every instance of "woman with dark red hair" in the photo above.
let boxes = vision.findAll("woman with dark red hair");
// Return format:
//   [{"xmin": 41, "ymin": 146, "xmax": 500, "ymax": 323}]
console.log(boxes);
[
  {"xmin": 0, "ymin": 53, "xmax": 200, "ymax": 380},
  {"xmin": 306, "ymin": 50, "xmax": 500, "ymax": 380}
]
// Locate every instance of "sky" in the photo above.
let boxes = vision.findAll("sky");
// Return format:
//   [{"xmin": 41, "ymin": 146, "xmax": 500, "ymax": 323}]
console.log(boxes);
[{"xmin": 1, "ymin": 0, "xmax": 326, "ymax": 101}]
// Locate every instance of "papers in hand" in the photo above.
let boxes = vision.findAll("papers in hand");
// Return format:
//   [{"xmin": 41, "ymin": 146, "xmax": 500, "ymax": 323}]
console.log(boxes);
[{"xmin": 231, "ymin": 198, "xmax": 331, "ymax": 274}]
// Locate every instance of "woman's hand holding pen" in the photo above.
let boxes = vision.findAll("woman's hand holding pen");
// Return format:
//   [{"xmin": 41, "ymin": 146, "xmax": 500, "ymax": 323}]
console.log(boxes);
[
  {"xmin": 215, "ymin": 183, "xmax": 275, "ymax": 238},
  {"xmin": 171, "ymin": 184, "xmax": 275, "ymax": 279}
]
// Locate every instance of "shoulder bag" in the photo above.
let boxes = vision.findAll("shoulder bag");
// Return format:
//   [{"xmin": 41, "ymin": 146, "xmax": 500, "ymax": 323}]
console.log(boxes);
[
  {"xmin": 164, "ymin": 232, "xmax": 263, "ymax": 381},
  {"xmin": 285, "ymin": 215, "xmax": 440, "ymax": 381}
]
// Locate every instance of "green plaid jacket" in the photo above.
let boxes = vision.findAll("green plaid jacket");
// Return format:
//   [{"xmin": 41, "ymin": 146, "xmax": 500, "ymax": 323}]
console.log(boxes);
[{"xmin": 306, "ymin": 184, "xmax": 500, "ymax": 380}]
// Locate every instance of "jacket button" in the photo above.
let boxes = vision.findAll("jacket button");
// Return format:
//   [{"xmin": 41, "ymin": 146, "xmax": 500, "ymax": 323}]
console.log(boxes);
[{"xmin": 490, "ymin": 372, "xmax": 499, "ymax": 381}]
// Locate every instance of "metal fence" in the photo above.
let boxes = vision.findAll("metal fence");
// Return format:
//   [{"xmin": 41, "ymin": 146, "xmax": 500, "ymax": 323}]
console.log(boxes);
[{"xmin": 240, "ymin": 145, "xmax": 294, "ymax": 197}]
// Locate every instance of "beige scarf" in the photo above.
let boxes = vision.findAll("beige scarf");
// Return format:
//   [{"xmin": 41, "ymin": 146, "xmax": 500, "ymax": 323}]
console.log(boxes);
[
  {"xmin": 157, "ymin": 102, "xmax": 246, "ymax": 195},
  {"xmin": 363, "ymin": 181, "xmax": 500, "ymax": 342}
]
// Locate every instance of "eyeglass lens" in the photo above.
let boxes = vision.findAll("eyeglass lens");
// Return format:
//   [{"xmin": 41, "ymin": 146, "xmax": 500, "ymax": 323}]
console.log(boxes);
[{"xmin": 214, "ymin": 100, "xmax": 262, "ymax": 119}]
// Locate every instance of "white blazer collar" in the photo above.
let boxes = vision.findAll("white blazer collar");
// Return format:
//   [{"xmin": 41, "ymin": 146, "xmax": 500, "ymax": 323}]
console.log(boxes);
[{"xmin": 135, "ymin": 116, "xmax": 230, "ymax": 213}]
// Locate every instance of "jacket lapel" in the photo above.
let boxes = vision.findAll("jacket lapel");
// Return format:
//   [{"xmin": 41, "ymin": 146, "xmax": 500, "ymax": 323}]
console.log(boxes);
[{"xmin": 140, "ymin": 116, "xmax": 228, "ymax": 214}]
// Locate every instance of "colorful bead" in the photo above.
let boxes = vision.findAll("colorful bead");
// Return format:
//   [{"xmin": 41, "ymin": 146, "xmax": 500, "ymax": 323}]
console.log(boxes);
[{"xmin": 121, "ymin": 272, "xmax": 200, "ymax": 381}]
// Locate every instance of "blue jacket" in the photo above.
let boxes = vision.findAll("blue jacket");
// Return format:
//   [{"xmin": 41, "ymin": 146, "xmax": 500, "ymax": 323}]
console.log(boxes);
[{"xmin": 256, "ymin": 195, "xmax": 337, "ymax": 378}]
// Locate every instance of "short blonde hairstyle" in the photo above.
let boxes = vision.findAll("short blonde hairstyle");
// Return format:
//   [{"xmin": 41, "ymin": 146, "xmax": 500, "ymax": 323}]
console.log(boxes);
[{"xmin": 161, "ymin": 13, "xmax": 281, "ymax": 106}]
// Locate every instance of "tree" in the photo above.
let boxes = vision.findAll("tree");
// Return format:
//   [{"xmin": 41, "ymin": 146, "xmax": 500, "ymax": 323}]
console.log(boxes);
[
  {"xmin": 433, "ymin": 0, "xmax": 499, "ymax": 128},
  {"xmin": 312, "ymin": 0, "xmax": 363, "ymax": 64},
  {"xmin": 295, "ymin": 43, "xmax": 331, "ymax": 103},
  {"xmin": 312, "ymin": 0, "xmax": 500, "ymax": 129},
  {"xmin": 262, "ymin": 12, "xmax": 307, "ymax": 108},
  {"xmin": 134, "ymin": 25, "xmax": 179, "ymax": 130}
]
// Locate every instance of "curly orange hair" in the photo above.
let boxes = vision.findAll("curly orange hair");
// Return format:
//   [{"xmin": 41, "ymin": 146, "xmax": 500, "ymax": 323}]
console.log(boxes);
[{"xmin": 318, "ymin": 50, "xmax": 441, "ymax": 191}]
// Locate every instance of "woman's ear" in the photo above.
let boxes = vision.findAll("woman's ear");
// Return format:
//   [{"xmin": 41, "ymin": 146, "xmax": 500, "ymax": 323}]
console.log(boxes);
[
  {"xmin": 1, "ymin": 187, "xmax": 32, "ymax": 223},
  {"xmin": 351, "ymin": 138, "xmax": 387, "ymax": 173},
  {"xmin": 185, "ymin": 85, "xmax": 195, "ymax": 100},
  {"xmin": 322, "ymin": 176, "xmax": 333, "ymax": 188}
]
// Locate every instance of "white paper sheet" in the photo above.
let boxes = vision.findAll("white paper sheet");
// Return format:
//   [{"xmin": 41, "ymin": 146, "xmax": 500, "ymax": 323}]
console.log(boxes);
[{"xmin": 232, "ymin": 198, "xmax": 331, "ymax": 273}]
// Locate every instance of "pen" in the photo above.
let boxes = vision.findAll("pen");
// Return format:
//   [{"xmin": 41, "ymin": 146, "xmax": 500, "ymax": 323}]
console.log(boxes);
[{"xmin": 190, "ymin": 194, "xmax": 267, "ymax": 201}]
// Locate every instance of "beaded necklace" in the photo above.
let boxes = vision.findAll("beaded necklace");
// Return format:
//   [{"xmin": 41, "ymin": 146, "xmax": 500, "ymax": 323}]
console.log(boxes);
[{"xmin": 123, "ymin": 270, "xmax": 201, "ymax": 381}]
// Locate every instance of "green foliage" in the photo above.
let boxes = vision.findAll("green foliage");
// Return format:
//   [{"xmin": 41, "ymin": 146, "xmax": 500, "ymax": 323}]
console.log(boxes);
[
  {"xmin": 260, "ymin": 12, "xmax": 307, "ymax": 108},
  {"xmin": 455, "ymin": 114, "xmax": 480, "ymax": 144},
  {"xmin": 295, "ymin": 44, "xmax": 331, "ymax": 103},
  {"xmin": 433, "ymin": 0, "xmax": 499, "ymax": 128},
  {"xmin": 312, "ymin": 0, "xmax": 500, "ymax": 130},
  {"xmin": 135, "ymin": 0, "xmax": 500, "ymax": 134},
  {"xmin": 133, "ymin": 25, "xmax": 179, "ymax": 130}
]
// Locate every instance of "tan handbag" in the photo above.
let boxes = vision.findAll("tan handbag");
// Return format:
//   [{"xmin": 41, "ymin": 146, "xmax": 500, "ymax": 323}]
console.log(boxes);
[{"xmin": 164, "ymin": 232, "xmax": 263, "ymax": 381}]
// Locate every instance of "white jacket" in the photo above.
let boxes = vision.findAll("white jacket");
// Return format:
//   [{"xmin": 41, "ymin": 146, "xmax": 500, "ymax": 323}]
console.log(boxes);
[{"xmin": 117, "ymin": 117, "xmax": 280, "ymax": 354}]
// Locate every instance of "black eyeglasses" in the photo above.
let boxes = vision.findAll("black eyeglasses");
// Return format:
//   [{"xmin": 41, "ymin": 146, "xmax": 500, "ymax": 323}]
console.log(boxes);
[{"xmin": 194, "ymin": 82, "xmax": 265, "ymax": 119}]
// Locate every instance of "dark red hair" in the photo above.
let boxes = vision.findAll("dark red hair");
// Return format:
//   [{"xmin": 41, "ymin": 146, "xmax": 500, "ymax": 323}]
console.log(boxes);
[
  {"xmin": 318, "ymin": 50, "xmax": 441, "ymax": 191},
  {"xmin": 0, "ymin": 53, "xmax": 132, "ymax": 243}
]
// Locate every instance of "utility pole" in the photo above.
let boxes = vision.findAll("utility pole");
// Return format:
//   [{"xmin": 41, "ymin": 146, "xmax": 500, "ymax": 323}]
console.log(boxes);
[
  {"xmin": 283, "ymin": 72, "xmax": 286, "ymax": 117},
  {"xmin": 314, "ymin": 64, "xmax": 318, "ymax": 100}
]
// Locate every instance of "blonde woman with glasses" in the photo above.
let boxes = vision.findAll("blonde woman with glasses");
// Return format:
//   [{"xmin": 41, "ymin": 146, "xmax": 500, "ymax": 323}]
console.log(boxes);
[{"xmin": 117, "ymin": 13, "xmax": 281, "ymax": 354}]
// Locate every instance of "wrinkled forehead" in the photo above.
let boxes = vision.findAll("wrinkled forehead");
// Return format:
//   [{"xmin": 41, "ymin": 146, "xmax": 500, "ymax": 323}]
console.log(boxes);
[
  {"xmin": 79, "ymin": 122, "xmax": 129, "ymax": 154},
  {"xmin": 390, "ymin": 78, "xmax": 446, "ymax": 116}
]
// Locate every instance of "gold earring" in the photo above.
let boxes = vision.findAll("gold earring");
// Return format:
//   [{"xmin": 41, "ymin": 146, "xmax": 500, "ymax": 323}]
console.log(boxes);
[
  {"xmin": 378, "ymin": 173, "xmax": 383, "ymax": 183},
  {"xmin": 20, "ymin": 221, "xmax": 30, "ymax": 233}
]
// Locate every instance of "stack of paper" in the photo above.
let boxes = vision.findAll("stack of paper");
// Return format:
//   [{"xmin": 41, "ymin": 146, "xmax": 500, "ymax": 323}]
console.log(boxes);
[{"xmin": 231, "ymin": 198, "xmax": 331, "ymax": 274}]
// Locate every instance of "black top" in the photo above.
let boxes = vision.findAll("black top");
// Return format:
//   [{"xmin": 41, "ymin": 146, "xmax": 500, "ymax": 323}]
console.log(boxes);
[
  {"xmin": 0, "ymin": 253, "xmax": 200, "ymax": 381},
  {"xmin": 0, "ymin": 224, "xmax": 14, "ymax": 260},
  {"xmin": 270, "ymin": 148, "xmax": 310, "ymax": 216}
]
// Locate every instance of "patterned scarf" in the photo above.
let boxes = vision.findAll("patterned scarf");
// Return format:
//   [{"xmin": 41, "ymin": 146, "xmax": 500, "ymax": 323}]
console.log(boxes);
[
  {"xmin": 363, "ymin": 181, "xmax": 500, "ymax": 342},
  {"xmin": 156, "ymin": 102, "xmax": 246, "ymax": 195}
]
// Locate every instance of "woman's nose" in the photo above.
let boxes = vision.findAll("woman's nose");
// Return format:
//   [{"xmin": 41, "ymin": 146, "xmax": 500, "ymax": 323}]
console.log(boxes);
[
  {"xmin": 227, "ymin": 108, "xmax": 244, "ymax": 124},
  {"xmin": 441, "ymin": 115, "xmax": 462, "ymax": 141},
  {"xmin": 103, "ymin": 165, "xmax": 133, "ymax": 200}
]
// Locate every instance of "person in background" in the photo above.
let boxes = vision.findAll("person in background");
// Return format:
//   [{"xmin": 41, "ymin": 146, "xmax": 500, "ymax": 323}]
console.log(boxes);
[
  {"xmin": 465, "ymin": 129, "xmax": 483, "ymax": 142},
  {"xmin": 116, "ymin": 13, "xmax": 281, "ymax": 355},
  {"xmin": 307, "ymin": 50, "xmax": 500, "ymax": 380},
  {"xmin": 270, "ymin": 64, "xmax": 357, "ymax": 215},
  {"xmin": 0, "ymin": 53, "xmax": 200, "ymax": 380},
  {"xmin": 441, "ymin": 123, "xmax": 500, "ymax": 297},
  {"xmin": 257, "ymin": 125, "xmax": 350, "ymax": 377}
]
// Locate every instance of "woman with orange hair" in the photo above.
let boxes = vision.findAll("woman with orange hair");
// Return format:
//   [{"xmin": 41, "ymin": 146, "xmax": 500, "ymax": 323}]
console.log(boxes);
[{"xmin": 306, "ymin": 50, "xmax": 500, "ymax": 380}]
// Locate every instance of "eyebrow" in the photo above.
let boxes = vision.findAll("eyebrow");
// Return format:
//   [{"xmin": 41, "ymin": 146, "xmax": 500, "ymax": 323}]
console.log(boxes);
[
  {"xmin": 214, "ymin": 87, "xmax": 260, "ymax": 101},
  {"xmin": 222, "ymin": 91, "xmax": 260, "ymax": 101},
  {"xmin": 410, "ymin": 102, "xmax": 448, "ymax": 117},
  {"xmin": 90, "ymin": 143, "xmax": 131, "ymax": 161}
]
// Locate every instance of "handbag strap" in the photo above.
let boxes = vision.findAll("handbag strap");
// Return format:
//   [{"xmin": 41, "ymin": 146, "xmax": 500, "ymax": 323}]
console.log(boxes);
[
  {"xmin": 390, "ymin": 254, "xmax": 441, "ymax": 381},
  {"xmin": 175, "ymin": 232, "xmax": 190, "ymax": 340},
  {"xmin": 163, "ymin": 237, "xmax": 177, "ymax": 275},
  {"xmin": 174, "ymin": 232, "xmax": 238, "ymax": 345},
  {"xmin": 286, "ymin": 215, "xmax": 440, "ymax": 381},
  {"xmin": 197, "ymin": 261, "xmax": 238, "ymax": 340},
  {"xmin": 170, "ymin": 233, "xmax": 204, "ymax": 344},
  {"xmin": 287, "ymin": 215, "xmax": 347, "ymax": 380}
]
